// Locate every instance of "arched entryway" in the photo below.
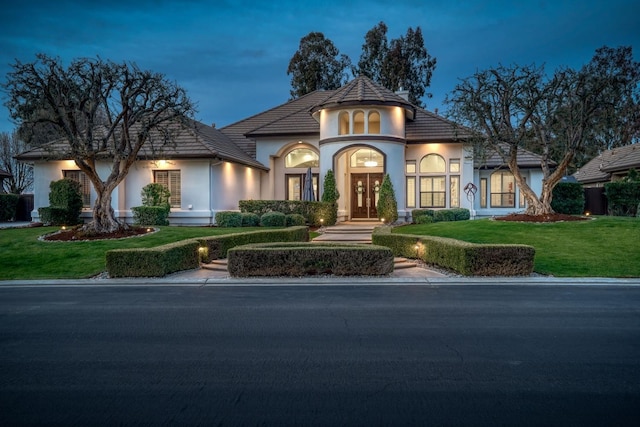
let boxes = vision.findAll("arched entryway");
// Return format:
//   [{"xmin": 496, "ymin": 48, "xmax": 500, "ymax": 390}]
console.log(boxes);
[{"xmin": 333, "ymin": 146, "xmax": 385, "ymax": 220}]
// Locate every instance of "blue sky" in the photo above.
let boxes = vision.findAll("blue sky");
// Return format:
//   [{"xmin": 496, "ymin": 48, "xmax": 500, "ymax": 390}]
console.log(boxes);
[{"xmin": 1, "ymin": 0, "xmax": 638, "ymax": 134}]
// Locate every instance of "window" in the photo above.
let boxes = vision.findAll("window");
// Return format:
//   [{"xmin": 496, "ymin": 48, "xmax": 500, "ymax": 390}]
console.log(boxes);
[
  {"xmin": 449, "ymin": 159, "xmax": 460, "ymax": 173},
  {"xmin": 450, "ymin": 176, "xmax": 460, "ymax": 208},
  {"xmin": 420, "ymin": 176, "xmax": 446, "ymax": 208},
  {"xmin": 368, "ymin": 111, "xmax": 380, "ymax": 134},
  {"xmin": 154, "ymin": 170, "xmax": 181, "ymax": 208},
  {"xmin": 63, "ymin": 170, "xmax": 91, "ymax": 207},
  {"xmin": 286, "ymin": 173, "xmax": 318, "ymax": 201},
  {"xmin": 353, "ymin": 111, "xmax": 365, "ymax": 134},
  {"xmin": 419, "ymin": 154, "xmax": 446, "ymax": 173},
  {"xmin": 406, "ymin": 176, "xmax": 416, "ymax": 208},
  {"xmin": 350, "ymin": 148, "xmax": 384, "ymax": 168},
  {"xmin": 490, "ymin": 171, "xmax": 515, "ymax": 208},
  {"xmin": 339, "ymin": 112, "xmax": 350, "ymax": 135},
  {"xmin": 480, "ymin": 178, "xmax": 487, "ymax": 208},
  {"xmin": 405, "ymin": 161, "xmax": 416, "ymax": 174},
  {"xmin": 285, "ymin": 148, "xmax": 319, "ymax": 168}
]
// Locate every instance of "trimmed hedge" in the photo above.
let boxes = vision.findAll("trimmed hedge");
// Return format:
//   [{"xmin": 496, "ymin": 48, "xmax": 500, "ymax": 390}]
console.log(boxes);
[
  {"xmin": 411, "ymin": 208, "xmax": 470, "ymax": 223},
  {"xmin": 105, "ymin": 226, "xmax": 309, "ymax": 277},
  {"xmin": 239, "ymin": 200, "xmax": 337, "ymax": 226},
  {"xmin": 552, "ymin": 182, "xmax": 585, "ymax": 214},
  {"xmin": 198, "ymin": 226, "xmax": 309, "ymax": 262},
  {"xmin": 241, "ymin": 212, "xmax": 260, "ymax": 227},
  {"xmin": 605, "ymin": 181, "xmax": 640, "ymax": 217},
  {"xmin": 286, "ymin": 213, "xmax": 306, "ymax": 226},
  {"xmin": 372, "ymin": 227, "xmax": 535, "ymax": 276},
  {"xmin": 215, "ymin": 211, "xmax": 242, "ymax": 227},
  {"xmin": 228, "ymin": 242, "xmax": 394, "ymax": 277},
  {"xmin": 132, "ymin": 206, "xmax": 170, "ymax": 226},
  {"xmin": 260, "ymin": 211, "xmax": 286, "ymax": 227},
  {"xmin": 106, "ymin": 239, "xmax": 201, "ymax": 278},
  {"xmin": 0, "ymin": 194, "xmax": 19, "ymax": 221}
]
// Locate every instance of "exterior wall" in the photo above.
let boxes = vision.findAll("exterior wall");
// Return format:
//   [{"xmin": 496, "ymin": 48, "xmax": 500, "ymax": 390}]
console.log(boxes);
[
  {"xmin": 474, "ymin": 168, "xmax": 543, "ymax": 217},
  {"xmin": 30, "ymin": 158, "xmax": 263, "ymax": 226}
]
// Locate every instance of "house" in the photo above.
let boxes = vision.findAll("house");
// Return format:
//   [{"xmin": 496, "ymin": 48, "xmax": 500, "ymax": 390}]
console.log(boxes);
[
  {"xmin": 573, "ymin": 144, "xmax": 640, "ymax": 214},
  {"xmin": 17, "ymin": 76, "xmax": 549, "ymax": 225}
]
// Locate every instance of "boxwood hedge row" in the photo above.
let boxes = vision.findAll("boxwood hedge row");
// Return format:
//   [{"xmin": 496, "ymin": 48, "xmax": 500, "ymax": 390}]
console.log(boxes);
[
  {"xmin": 372, "ymin": 227, "xmax": 534, "ymax": 276},
  {"xmin": 227, "ymin": 242, "xmax": 394, "ymax": 277}
]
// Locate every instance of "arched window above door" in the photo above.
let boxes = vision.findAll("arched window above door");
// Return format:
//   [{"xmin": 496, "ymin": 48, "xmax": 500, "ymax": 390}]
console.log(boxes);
[
  {"xmin": 285, "ymin": 148, "xmax": 319, "ymax": 168},
  {"xmin": 419, "ymin": 154, "xmax": 446, "ymax": 173}
]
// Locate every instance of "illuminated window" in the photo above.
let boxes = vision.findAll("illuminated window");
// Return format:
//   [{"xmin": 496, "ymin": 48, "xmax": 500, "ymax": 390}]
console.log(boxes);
[
  {"xmin": 406, "ymin": 176, "xmax": 416, "ymax": 208},
  {"xmin": 286, "ymin": 173, "xmax": 318, "ymax": 201},
  {"xmin": 368, "ymin": 111, "xmax": 380, "ymax": 134},
  {"xmin": 350, "ymin": 148, "xmax": 384, "ymax": 168},
  {"xmin": 63, "ymin": 170, "xmax": 91, "ymax": 207},
  {"xmin": 285, "ymin": 148, "xmax": 319, "ymax": 168},
  {"xmin": 420, "ymin": 176, "xmax": 446, "ymax": 208},
  {"xmin": 490, "ymin": 171, "xmax": 515, "ymax": 208},
  {"xmin": 405, "ymin": 160, "xmax": 416, "ymax": 174},
  {"xmin": 449, "ymin": 159, "xmax": 460, "ymax": 173},
  {"xmin": 480, "ymin": 178, "xmax": 487, "ymax": 208},
  {"xmin": 353, "ymin": 111, "xmax": 365, "ymax": 134},
  {"xmin": 419, "ymin": 154, "xmax": 446, "ymax": 173},
  {"xmin": 154, "ymin": 170, "xmax": 181, "ymax": 208},
  {"xmin": 450, "ymin": 176, "xmax": 460, "ymax": 208},
  {"xmin": 339, "ymin": 112, "xmax": 350, "ymax": 135}
]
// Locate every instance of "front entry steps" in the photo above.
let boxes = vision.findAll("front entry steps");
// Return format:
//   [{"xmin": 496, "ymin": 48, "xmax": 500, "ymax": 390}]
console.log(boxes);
[
  {"xmin": 201, "ymin": 257, "xmax": 417, "ymax": 273},
  {"xmin": 311, "ymin": 223, "xmax": 376, "ymax": 244}
]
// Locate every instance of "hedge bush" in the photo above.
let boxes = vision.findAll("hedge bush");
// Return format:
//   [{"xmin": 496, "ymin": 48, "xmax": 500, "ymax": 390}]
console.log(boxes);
[
  {"xmin": 241, "ymin": 212, "xmax": 260, "ymax": 227},
  {"xmin": 260, "ymin": 211, "xmax": 286, "ymax": 227},
  {"xmin": 132, "ymin": 206, "xmax": 170, "ymax": 226},
  {"xmin": 605, "ymin": 181, "xmax": 640, "ymax": 217},
  {"xmin": 0, "ymin": 194, "xmax": 19, "ymax": 221},
  {"xmin": 215, "ymin": 211, "xmax": 242, "ymax": 227},
  {"xmin": 197, "ymin": 226, "xmax": 309, "ymax": 262},
  {"xmin": 105, "ymin": 227, "xmax": 310, "ymax": 277},
  {"xmin": 551, "ymin": 182, "xmax": 585, "ymax": 214},
  {"xmin": 286, "ymin": 213, "xmax": 306, "ymax": 226},
  {"xmin": 372, "ymin": 227, "xmax": 535, "ymax": 276},
  {"xmin": 239, "ymin": 200, "xmax": 337, "ymax": 226},
  {"xmin": 39, "ymin": 178, "xmax": 83, "ymax": 226},
  {"xmin": 412, "ymin": 208, "xmax": 470, "ymax": 223},
  {"xmin": 377, "ymin": 174, "xmax": 398, "ymax": 223},
  {"xmin": 106, "ymin": 239, "xmax": 201, "ymax": 278},
  {"xmin": 228, "ymin": 242, "xmax": 394, "ymax": 277}
]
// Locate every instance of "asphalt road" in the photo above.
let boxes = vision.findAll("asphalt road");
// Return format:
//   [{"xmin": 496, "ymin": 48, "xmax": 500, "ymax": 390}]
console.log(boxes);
[{"xmin": 1, "ymin": 283, "xmax": 639, "ymax": 426}]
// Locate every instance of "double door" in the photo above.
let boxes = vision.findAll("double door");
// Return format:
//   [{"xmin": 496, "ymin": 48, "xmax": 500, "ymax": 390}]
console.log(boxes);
[{"xmin": 351, "ymin": 173, "xmax": 383, "ymax": 219}]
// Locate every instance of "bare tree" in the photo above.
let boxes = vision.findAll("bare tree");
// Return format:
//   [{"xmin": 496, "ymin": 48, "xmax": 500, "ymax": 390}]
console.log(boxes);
[
  {"xmin": 446, "ymin": 46, "xmax": 639, "ymax": 215},
  {"xmin": 3, "ymin": 54, "xmax": 195, "ymax": 233},
  {"xmin": 0, "ymin": 131, "xmax": 33, "ymax": 194}
]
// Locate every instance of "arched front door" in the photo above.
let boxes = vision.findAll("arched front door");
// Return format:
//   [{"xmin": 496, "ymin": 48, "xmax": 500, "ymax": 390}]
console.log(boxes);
[{"xmin": 351, "ymin": 173, "xmax": 383, "ymax": 219}]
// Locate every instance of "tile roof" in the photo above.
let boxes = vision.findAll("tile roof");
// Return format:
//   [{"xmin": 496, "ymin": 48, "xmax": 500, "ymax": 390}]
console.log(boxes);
[
  {"xmin": 15, "ymin": 118, "xmax": 268, "ymax": 170},
  {"xmin": 309, "ymin": 75, "xmax": 415, "ymax": 117},
  {"xmin": 573, "ymin": 144, "xmax": 640, "ymax": 183},
  {"xmin": 475, "ymin": 144, "xmax": 551, "ymax": 169}
]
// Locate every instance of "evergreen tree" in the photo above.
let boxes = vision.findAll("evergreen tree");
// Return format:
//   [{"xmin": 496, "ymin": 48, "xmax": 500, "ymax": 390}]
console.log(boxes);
[
  {"xmin": 287, "ymin": 32, "xmax": 351, "ymax": 99},
  {"xmin": 321, "ymin": 169, "xmax": 339, "ymax": 202},
  {"xmin": 377, "ymin": 174, "xmax": 398, "ymax": 223}
]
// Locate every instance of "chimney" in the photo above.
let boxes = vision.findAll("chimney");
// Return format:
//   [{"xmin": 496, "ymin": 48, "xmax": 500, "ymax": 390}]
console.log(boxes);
[{"xmin": 395, "ymin": 87, "xmax": 409, "ymax": 101}]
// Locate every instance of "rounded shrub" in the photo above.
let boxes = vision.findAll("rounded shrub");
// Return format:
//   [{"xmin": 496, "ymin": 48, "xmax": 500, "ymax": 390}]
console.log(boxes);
[
  {"xmin": 551, "ymin": 182, "xmax": 585, "ymax": 215},
  {"xmin": 415, "ymin": 215, "xmax": 433, "ymax": 224},
  {"xmin": 260, "ymin": 211, "xmax": 286, "ymax": 227},
  {"xmin": 215, "ymin": 211, "xmax": 242, "ymax": 227},
  {"xmin": 286, "ymin": 213, "xmax": 306, "ymax": 226},
  {"xmin": 241, "ymin": 212, "xmax": 260, "ymax": 227}
]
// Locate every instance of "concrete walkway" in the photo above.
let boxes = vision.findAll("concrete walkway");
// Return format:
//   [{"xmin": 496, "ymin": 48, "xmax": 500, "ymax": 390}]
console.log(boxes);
[{"xmin": 0, "ymin": 221, "xmax": 34, "ymax": 229}]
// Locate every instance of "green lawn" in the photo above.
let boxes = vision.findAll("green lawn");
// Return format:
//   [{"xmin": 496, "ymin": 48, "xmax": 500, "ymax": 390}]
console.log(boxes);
[
  {"xmin": 394, "ymin": 216, "xmax": 640, "ymax": 277},
  {"xmin": 0, "ymin": 226, "xmax": 263, "ymax": 280}
]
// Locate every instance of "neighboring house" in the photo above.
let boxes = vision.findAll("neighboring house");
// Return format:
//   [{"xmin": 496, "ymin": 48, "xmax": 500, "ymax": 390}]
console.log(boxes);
[
  {"xmin": 573, "ymin": 144, "xmax": 640, "ymax": 215},
  {"xmin": 573, "ymin": 144, "xmax": 640, "ymax": 187},
  {"xmin": 0, "ymin": 169, "xmax": 11, "ymax": 193},
  {"xmin": 17, "ymin": 76, "xmax": 550, "ymax": 225}
]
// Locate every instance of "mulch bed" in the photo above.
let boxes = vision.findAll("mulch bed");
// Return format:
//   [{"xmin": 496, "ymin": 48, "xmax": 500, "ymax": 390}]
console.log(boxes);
[
  {"xmin": 495, "ymin": 213, "xmax": 589, "ymax": 223},
  {"xmin": 43, "ymin": 226, "xmax": 154, "ymax": 241}
]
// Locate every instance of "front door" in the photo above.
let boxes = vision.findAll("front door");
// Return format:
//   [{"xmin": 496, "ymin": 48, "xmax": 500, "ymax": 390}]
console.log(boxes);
[{"xmin": 351, "ymin": 173, "xmax": 384, "ymax": 219}]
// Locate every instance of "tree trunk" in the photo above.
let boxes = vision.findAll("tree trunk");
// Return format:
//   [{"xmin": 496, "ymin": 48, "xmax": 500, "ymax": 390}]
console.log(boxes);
[{"xmin": 83, "ymin": 190, "xmax": 126, "ymax": 234}]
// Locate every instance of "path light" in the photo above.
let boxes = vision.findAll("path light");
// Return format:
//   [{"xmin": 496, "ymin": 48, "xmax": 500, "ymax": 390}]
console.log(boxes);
[
  {"xmin": 198, "ymin": 246, "xmax": 208, "ymax": 262},
  {"xmin": 585, "ymin": 211, "xmax": 591, "ymax": 216},
  {"xmin": 380, "ymin": 217, "xmax": 385, "ymax": 224},
  {"xmin": 320, "ymin": 218, "xmax": 324, "ymax": 225},
  {"xmin": 146, "ymin": 228, "xmax": 152, "ymax": 233},
  {"xmin": 61, "ymin": 225, "xmax": 66, "ymax": 231},
  {"xmin": 414, "ymin": 240, "xmax": 421, "ymax": 257}
]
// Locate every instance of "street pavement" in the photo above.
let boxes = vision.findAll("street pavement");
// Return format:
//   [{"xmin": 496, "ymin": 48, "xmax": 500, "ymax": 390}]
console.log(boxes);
[{"xmin": 1, "ymin": 283, "xmax": 639, "ymax": 426}]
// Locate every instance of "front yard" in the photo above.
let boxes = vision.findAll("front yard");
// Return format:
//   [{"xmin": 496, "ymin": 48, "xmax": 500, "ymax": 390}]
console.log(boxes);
[{"xmin": 395, "ymin": 216, "xmax": 640, "ymax": 277}]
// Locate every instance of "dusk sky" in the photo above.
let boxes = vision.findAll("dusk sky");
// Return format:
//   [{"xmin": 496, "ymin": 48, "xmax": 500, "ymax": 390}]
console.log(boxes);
[{"xmin": 1, "ymin": 0, "xmax": 638, "ymax": 135}]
